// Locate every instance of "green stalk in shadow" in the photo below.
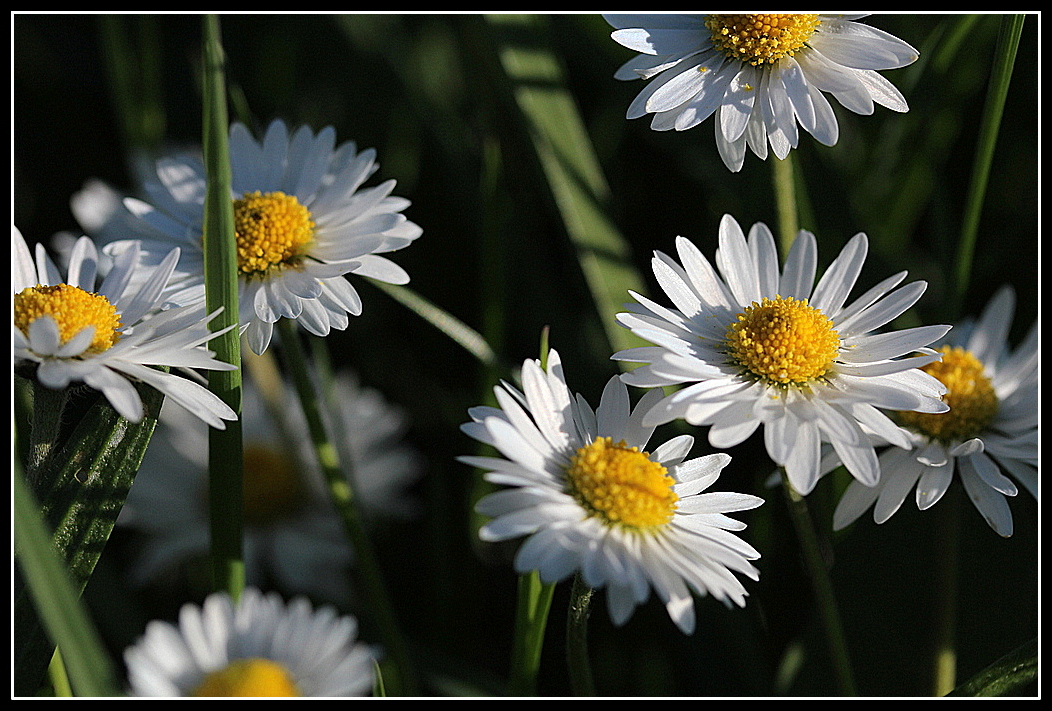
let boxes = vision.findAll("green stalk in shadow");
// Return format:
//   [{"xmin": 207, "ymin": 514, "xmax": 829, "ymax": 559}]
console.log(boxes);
[
  {"xmin": 781, "ymin": 471, "xmax": 857, "ymax": 696},
  {"xmin": 276, "ymin": 319, "xmax": 416, "ymax": 696},
  {"xmin": 506, "ymin": 330, "xmax": 557, "ymax": 697},
  {"xmin": 771, "ymin": 149, "xmax": 856, "ymax": 696},
  {"xmin": 933, "ymin": 14, "xmax": 1026, "ymax": 698}
]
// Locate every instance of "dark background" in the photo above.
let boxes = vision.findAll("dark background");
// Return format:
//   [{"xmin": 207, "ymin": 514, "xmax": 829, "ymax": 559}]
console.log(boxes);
[{"xmin": 13, "ymin": 14, "xmax": 1038, "ymax": 697}]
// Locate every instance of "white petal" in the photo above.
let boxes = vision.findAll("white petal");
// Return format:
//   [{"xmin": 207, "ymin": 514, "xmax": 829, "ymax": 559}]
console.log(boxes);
[
  {"xmin": 810, "ymin": 232, "xmax": 867, "ymax": 316},
  {"xmin": 873, "ymin": 455, "xmax": 924, "ymax": 523},
  {"xmin": 13, "ymin": 226, "xmax": 38, "ymax": 291},
  {"xmin": 959, "ymin": 457, "xmax": 1014, "ymax": 537},
  {"xmin": 778, "ymin": 230, "xmax": 818, "ymax": 300},
  {"xmin": 27, "ymin": 315, "xmax": 63, "ymax": 356},
  {"xmin": 833, "ymin": 478, "xmax": 880, "ymax": 530},
  {"xmin": 916, "ymin": 459, "xmax": 955, "ymax": 510}
]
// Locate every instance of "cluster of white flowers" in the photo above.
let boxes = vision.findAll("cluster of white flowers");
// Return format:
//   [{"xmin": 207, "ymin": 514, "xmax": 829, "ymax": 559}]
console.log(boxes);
[
  {"xmin": 15, "ymin": 119, "xmax": 420, "ymax": 424},
  {"xmin": 14, "ymin": 13, "xmax": 1035, "ymax": 699},
  {"xmin": 14, "ymin": 119, "xmax": 421, "ymax": 697},
  {"xmin": 457, "ymin": 14, "xmax": 1035, "ymax": 641}
]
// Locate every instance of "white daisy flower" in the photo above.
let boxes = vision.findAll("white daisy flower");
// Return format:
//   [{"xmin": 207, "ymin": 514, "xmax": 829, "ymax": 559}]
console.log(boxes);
[
  {"xmin": 104, "ymin": 119, "xmax": 422, "ymax": 354},
  {"xmin": 118, "ymin": 372, "xmax": 421, "ymax": 604},
  {"xmin": 612, "ymin": 214, "xmax": 952, "ymax": 496},
  {"xmin": 833, "ymin": 286, "xmax": 1038, "ymax": 537},
  {"xmin": 12, "ymin": 226, "xmax": 237, "ymax": 429},
  {"xmin": 460, "ymin": 348, "xmax": 763, "ymax": 635},
  {"xmin": 124, "ymin": 587, "xmax": 376, "ymax": 697},
  {"xmin": 604, "ymin": 14, "xmax": 919, "ymax": 171}
]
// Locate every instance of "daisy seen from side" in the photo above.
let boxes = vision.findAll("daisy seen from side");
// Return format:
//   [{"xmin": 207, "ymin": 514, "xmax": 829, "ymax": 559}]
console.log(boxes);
[
  {"xmin": 460, "ymin": 348, "xmax": 763, "ymax": 635},
  {"xmin": 612, "ymin": 214, "xmax": 951, "ymax": 496},
  {"xmin": 833, "ymin": 286, "xmax": 1038, "ymax": 537},
  {"xmin": 13, "ymin": 226, "xmax": 237, "ymax": 429},
  {"xmin": 104, "ymin": 119, "xmax": 422, "ymax": 354},
  {"xmin": 123, "ymin": 587, "xmax": 376, "ymax": 697},
  {"xmin": 604, "ymin": 14, "xmax": 919, "ymax": 171}
]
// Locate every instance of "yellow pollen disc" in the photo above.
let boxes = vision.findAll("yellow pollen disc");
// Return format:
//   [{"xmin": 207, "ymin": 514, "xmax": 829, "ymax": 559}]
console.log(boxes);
[
  {"xmin": 192, "ymin": 658, "xmax": 301, "ymax": 697},
  {"xmin": 566, "ymin": 436, "xmax": 678, "ymax": 529},
  {"xmin": 724, "ymin": 295, "xmax": 840, "ymax": 386},
  {"xmin": 898, "ymin": 346, "xmax": 999, "ymax": 444},
  {"xmin": 241, "ymin": 444, "xmax": 305, "ymax": 526},
  {"xmin": 706, "ymin": 14, "xmax": 821, "ymax": 66},
  {"xmin": 233, "ymin": 191, "xmax": 315, "ymax": 277},
  {"xmin": 14, "ymin": 284, "xmax": 121, "ymax": 354}
]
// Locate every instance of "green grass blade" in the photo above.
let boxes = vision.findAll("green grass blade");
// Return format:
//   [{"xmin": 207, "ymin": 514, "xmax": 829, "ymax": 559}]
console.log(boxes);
[
  {"xmin": 15, "ymin": 458, "xmax": 121, "ymax": 697},
  {"xmin": 951, "ymin": 13, "xmax": 1026, "ymax": 320},
  {"xmin": 946, "ymin": 638, "xmax": 1037, "ymax": 697},
  {"xmin": 368, "ymin": 279, "xmax": 497, "ymax": 368},
  {"xmin": 14, "ymin": 380, "xmax": 164, "ymax": 696},
  {"xmin": 201, "ymin": 13, "xmax": 245, "ymax": 600},
  {"xmin": 484, "ymin": 13, "xmax": 648, "ymax": 359}
]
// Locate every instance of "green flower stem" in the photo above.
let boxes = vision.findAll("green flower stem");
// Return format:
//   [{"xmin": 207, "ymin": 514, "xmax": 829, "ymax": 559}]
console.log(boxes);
[
  {"xmin": 276, "ymin": 318, "xmax": 415, "ymax": 696},
  {"xmin": 951, "ymin": 14, "xmax": 1025, "ymax": 321},
  {"xmin": 933, "ymin": 15, "xmax": 1025, "ymax": 696},
  {"xmin": 507, "ymin": 571, "xmax": 556, "ymax": 696},
  {"xmin": 931, "ymin": 482, "xmax": 962, "ymax": 696},
  {"xmin": 98, "ymin": 14, "xmax": 165, "ymax": 159},
  {"xmin": 772, "ymin": 154, "xmax": 799, "ymax": 259},
  {"xmin": 505, "ymin": 328, "xmax": 556, "ymax": 697},
  {"xmin": 201, "ymin": 13, "xmax": 245, "ymax": 602},
  {"xmin": 781, "ymin": 472, "xmax": 857, "ymax": 696},
  {"xmin": 565, "ymin": 572, "xmax": 597, "ymax": 697}
]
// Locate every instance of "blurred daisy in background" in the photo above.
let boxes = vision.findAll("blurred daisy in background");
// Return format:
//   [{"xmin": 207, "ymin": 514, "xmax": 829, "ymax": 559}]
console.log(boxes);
[
  {"xmin": 461, "ymin": 348, "xmax": 763, "ymax": 635},
  {"xmin": 604, "ymin": 14, "xmax": 919, "ymax": 171},
  {"xmin": 124, "ymin": 587, "xmax": 376, "ymax": 697},
  {"xmin": 99, "ymin": 119, "xmax": 422, "ymax": 354},
  {"xmin": 13, "ymin": 226, "xmax": 237, "ymax": 428},
  {"xmin": 118, "ymin": 369, "xmax": 421, "ymax": 605},
  {"xmin": 612, "ymin": 214, "xmax": 951, "ymax": 496},
  {"xmin": 833, "ymin": 286, "xmax": 1038, "ymax": 537}
]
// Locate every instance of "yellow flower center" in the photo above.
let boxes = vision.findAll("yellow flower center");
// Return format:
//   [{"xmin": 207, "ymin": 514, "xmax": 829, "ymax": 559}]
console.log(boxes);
[
  {"xmin": 706, "ymin": 13, "xmax": 821, "ymax": 66},
  {"xmin": 192, "ymin": 658, "xmax": 301, "ymax": 697},
  {"xmin": 14, "ymin": 284, "xmax": 121, "ymax": 354},
  {"xmin": 566, "ymin": 437, "xmax": 678, "ymax": 529},
  {"xmin": 898, "ymin": 346, "xmax": 999, "ymax": 444},
  {"xmin": 724, "ymin": 295, "xmax": 841, "ymax": 386},
  {"xmin": 241, "ymin": 444, "xmax": 305, "ymax": 526},
  {"xmin": 233, "ymin": 191, "xmax": 315, "ymax": 277}
]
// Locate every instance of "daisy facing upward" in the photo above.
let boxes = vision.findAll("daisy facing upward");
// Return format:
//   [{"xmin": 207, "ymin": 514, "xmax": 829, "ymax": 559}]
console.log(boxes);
[
  {"xmin": 612, "ymin": 214, "xmax": 951, "ymax": 497},
  {"xmin": 460, "ymin": 348, "xmax": 763, "ymax": 635},
  {"xmin": 103, "ymin": 119, "xmax": 422, "ymax": 355}
]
